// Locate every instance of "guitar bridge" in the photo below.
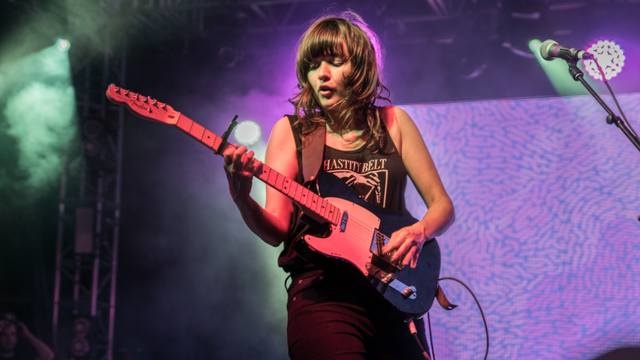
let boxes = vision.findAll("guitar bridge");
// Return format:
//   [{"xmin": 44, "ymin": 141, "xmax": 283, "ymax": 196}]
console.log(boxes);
[
  {"xmin": 366, "ymin": 263, "xmax": 417, "ymax": 300},
  {"xmin": 366, "ymin": 231, "xmax": 417, "ymax": 300}
]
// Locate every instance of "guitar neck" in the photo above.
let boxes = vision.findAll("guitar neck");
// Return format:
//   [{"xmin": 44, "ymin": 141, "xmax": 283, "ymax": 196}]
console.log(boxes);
[{"xmin": 173, "ymin": 113, "xmax": 340, "ymax": 226}]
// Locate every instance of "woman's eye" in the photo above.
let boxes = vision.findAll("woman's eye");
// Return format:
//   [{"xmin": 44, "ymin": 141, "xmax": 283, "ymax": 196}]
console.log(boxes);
[{"xmin": 308, "ymin": 57, "xmax": 345, "ymax": 70}]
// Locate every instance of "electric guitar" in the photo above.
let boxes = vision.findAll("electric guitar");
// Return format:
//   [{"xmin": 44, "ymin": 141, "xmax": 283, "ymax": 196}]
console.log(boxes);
[{"xmin": 105, "ymin": 84, "xmax": 441, "ymax": 317}]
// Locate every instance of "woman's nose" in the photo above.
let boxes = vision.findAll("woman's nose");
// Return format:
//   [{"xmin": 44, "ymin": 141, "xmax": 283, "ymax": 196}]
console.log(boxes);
[{"xmin": 318, "ymin": 62, "xmax": 331, "ymax": 81}]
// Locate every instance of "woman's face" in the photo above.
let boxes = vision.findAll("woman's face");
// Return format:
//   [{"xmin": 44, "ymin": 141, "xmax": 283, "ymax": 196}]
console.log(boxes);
[{"xmin": 306, "ymin": 51, "xmax": 352, "ymax": 113}]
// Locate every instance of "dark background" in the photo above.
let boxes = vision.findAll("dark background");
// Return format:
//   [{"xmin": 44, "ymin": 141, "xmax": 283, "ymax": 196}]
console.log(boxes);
[{"xmin": 1, "ymin": 0, "xmax": 639, "ymax": 359}]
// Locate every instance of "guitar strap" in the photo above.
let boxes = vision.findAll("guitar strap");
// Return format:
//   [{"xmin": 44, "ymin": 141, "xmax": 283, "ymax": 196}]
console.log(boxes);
[
  {"xmin": 435, "ymin": 284, "xmax": 457, "ymax": 310},
  {"xmin": 300, "ymin": 123, "xmax": 326, "ymax": 182},
  {"xmin": 283, "ymin": 116, "xmax": 325, "ymax": 267},
  {"xmin": 293, "ymin": 106, "xmax": 393, "ymax": 180},
  {"xmin": 286, "ymin": 115, "xmax": 325, "ymax": 183}
]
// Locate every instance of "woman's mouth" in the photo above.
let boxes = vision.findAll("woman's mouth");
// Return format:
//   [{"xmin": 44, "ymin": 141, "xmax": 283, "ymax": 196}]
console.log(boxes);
[{"xmin": 319, "ymin": 86, "xmax": 334, "ymax": 98}]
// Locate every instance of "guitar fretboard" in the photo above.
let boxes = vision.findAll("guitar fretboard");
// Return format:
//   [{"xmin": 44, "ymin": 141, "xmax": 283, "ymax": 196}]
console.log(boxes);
[{"xmin": 174, "ymin": 113, "xmax": 341, "ymax": 226}]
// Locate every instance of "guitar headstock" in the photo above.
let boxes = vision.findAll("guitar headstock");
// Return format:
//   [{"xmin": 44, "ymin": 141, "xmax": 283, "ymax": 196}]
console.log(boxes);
[{"xmin": 106, "ymin": 84, "xmax": 180, "ymax": 125}]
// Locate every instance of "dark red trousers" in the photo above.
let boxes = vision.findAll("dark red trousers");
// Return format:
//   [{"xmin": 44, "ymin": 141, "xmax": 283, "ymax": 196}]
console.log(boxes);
[{"xmin": 286, "ymin": 269, "xmax": 429, "ymax": 360}]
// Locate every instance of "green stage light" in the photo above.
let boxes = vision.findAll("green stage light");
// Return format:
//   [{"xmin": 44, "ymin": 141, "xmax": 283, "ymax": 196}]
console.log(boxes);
[
  {"xmin": 529, "ymin": 38, "xmax": 587, "ymax": 96},
  {"xmin": 1, "ymin": 42, "xmax": 77, "ymax": 194},
  {"xmin": 56, "ymin": 38, "xmax": 71, "ymax": 51}
]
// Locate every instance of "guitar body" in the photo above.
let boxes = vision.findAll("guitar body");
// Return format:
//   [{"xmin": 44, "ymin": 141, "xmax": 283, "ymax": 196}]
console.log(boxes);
[{"xmin": 303, "ymin": 172, "xmax": 441, "ymax": 317}]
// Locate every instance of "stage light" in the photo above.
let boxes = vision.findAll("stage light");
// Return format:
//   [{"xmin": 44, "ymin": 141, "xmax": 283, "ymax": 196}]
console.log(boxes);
[
  {"xmin": 530, "ymin": 38, "xmax": 586, "ymax": 96},
  {"xmin": 583, "ymin": 40, "xmax": 625, "ymax": 81},
  {"xmin": 2, "ymin": 40, "xmax": 76, "ymax": 191},
  {"xmin": 56, "ymin": 38, "xmax": 71, "ymax": 51},
  {"xmin": 233, "ymin": 120, "xmax": 262, "ymax": 146}
]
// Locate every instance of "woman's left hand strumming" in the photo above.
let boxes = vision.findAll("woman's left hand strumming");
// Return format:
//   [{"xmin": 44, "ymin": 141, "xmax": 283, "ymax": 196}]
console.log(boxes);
[{"xmin": 382, "ymin": 222, "xmax": 429, "ymax": 269}]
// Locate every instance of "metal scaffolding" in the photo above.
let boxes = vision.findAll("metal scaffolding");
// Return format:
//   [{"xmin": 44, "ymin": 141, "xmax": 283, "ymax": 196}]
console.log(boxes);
[{"xmin": 51, "ymin": 4, "xmax": 127, "ymax": 357}]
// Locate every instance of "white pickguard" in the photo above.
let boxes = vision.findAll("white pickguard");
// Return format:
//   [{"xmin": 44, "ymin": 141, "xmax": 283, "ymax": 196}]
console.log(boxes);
[{"xmin": 303, "ymin": 197, "xmax": 381, "ymax": 276}]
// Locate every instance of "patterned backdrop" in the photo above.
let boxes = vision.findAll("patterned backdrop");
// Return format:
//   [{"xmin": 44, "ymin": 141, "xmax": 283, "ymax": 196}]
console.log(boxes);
[{"xmin": 403, "ymin": 93, "xmax": 640, "ymax": 359}]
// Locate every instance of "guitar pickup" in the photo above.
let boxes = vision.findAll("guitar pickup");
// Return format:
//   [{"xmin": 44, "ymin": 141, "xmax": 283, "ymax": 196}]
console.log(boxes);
[
  {"xmin": 369, "ymin": 231, "xmax": 404, "ymax": 272},
  {"xmin": 371, "ymin": 253, "xmax": 403, "ymax": 273}
]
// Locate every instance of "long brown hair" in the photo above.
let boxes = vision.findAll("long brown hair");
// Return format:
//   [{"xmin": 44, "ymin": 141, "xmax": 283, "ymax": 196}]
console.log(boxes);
[{"xmin": 290, "ymin": 11, "xmax": 390, "ymax": 151}]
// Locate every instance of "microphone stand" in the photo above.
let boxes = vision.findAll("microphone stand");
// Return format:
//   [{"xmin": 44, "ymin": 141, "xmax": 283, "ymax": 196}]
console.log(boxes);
[
  {"xmin": 567, "ymin": 60, "xmax": 640, "ymax": 223},
  {"xmin": 566, "ymin": 60, "xmax": 640, "ymax": 153}
]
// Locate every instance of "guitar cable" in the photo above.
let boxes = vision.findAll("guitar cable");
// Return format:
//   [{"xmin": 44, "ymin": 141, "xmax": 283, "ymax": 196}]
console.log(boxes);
[
  {"xmin": 425, "ymin": 277, "xmax": 490, "ymax": 360},
  {"xmin": 408, "ymin": 318, "xmax": 431, "ymax": 360}
]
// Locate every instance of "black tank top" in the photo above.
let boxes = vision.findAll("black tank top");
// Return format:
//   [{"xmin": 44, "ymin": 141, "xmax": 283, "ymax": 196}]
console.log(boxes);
[
  {"xmin": 277, "ymin": 113, "xmax": 409, "ymax": 273},
  {"xmin": 322, "ymin": 140, "xmax": 407, "ymax": 213}
]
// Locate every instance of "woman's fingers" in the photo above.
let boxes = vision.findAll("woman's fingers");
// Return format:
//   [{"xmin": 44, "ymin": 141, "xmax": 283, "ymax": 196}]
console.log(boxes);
[
  {"xmin": 230, "ymin": 146, "xmax": 247, "ymax": 172},
  {"xmin": 222, "ymin": 146, "xmax": 257, "ymax": 202},
  {"xmin": 241, "ymin": 150, "xmax": 256, "ymax": 175},
  {"xmin": 402, "ymin": 246, "xmax": 417, "ymax": 267},
  {"xmin": 223, "ymin": 146, "xmax": 258, "ymax": 175},
  {"xmin": 383, "ymin": 226, "xmax": 424, "ymax": 267}
]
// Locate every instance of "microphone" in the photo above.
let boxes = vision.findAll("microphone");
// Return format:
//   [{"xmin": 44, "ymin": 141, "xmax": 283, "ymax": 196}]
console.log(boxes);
[{"xmin": 539, "ymin": 39, "xmax": 594, "ymax": 61}]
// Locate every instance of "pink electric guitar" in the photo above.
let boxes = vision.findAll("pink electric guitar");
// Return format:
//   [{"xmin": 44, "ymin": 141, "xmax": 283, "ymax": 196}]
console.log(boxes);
[{"xmin": 106, "ymin": 84, "xmax": 441, "ymax": 317}]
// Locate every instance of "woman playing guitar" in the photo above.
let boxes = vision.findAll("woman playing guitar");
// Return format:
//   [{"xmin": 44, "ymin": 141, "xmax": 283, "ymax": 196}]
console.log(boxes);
[{"xmin": 222, "ymin": 11, "xmax": 454, "ymax": 360}]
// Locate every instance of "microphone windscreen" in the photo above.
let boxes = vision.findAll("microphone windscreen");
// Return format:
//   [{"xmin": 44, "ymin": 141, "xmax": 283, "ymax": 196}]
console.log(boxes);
[{"xmin": 539, "ymin": 39, "xmax": 558, "ymax": 60}]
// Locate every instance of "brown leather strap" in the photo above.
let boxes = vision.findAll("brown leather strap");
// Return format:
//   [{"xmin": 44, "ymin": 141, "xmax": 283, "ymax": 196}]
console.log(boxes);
[
  {"xmin": 298, "ymin": 107, "xmax": 394, "ymax": 182},
  {"xmin": 300, "ymin": 125, "xmax": 326, "ymax": 182},
  {"xmin": 435, "ymin": 284, "xmax": 458, "ymax": 311}
]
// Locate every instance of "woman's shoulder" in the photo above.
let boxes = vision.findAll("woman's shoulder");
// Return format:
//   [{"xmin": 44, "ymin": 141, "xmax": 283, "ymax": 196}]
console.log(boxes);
[
  {"xmin": 377, "ymin": 105, "xmax": 419, "ymax": 153},
  {"xmin": 380, "ymin": 105, "xmax": 420, "ymax": 134},
  {"xmin": 377, "ymin": 104, "xmax": 413, "ymax": 125},
  {"xmin": 272, "ymin": 115, "xmax": 295, "ymax": 132},
  {"xmin": 268, "ymin": 116, "xmax": 297, "ymax": 145}
]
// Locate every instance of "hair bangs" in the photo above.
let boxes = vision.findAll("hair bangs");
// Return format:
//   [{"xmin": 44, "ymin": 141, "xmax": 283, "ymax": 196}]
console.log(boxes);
[{"xmin": 299, "ymin": 22, "xmax": 349, "ymax": 73}]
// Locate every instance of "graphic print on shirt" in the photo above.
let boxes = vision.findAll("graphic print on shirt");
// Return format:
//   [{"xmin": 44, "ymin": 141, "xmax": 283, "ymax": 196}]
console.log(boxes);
[{"xmin": 323, "ymin": 157, "xmax": 390, "ymax": 208}]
